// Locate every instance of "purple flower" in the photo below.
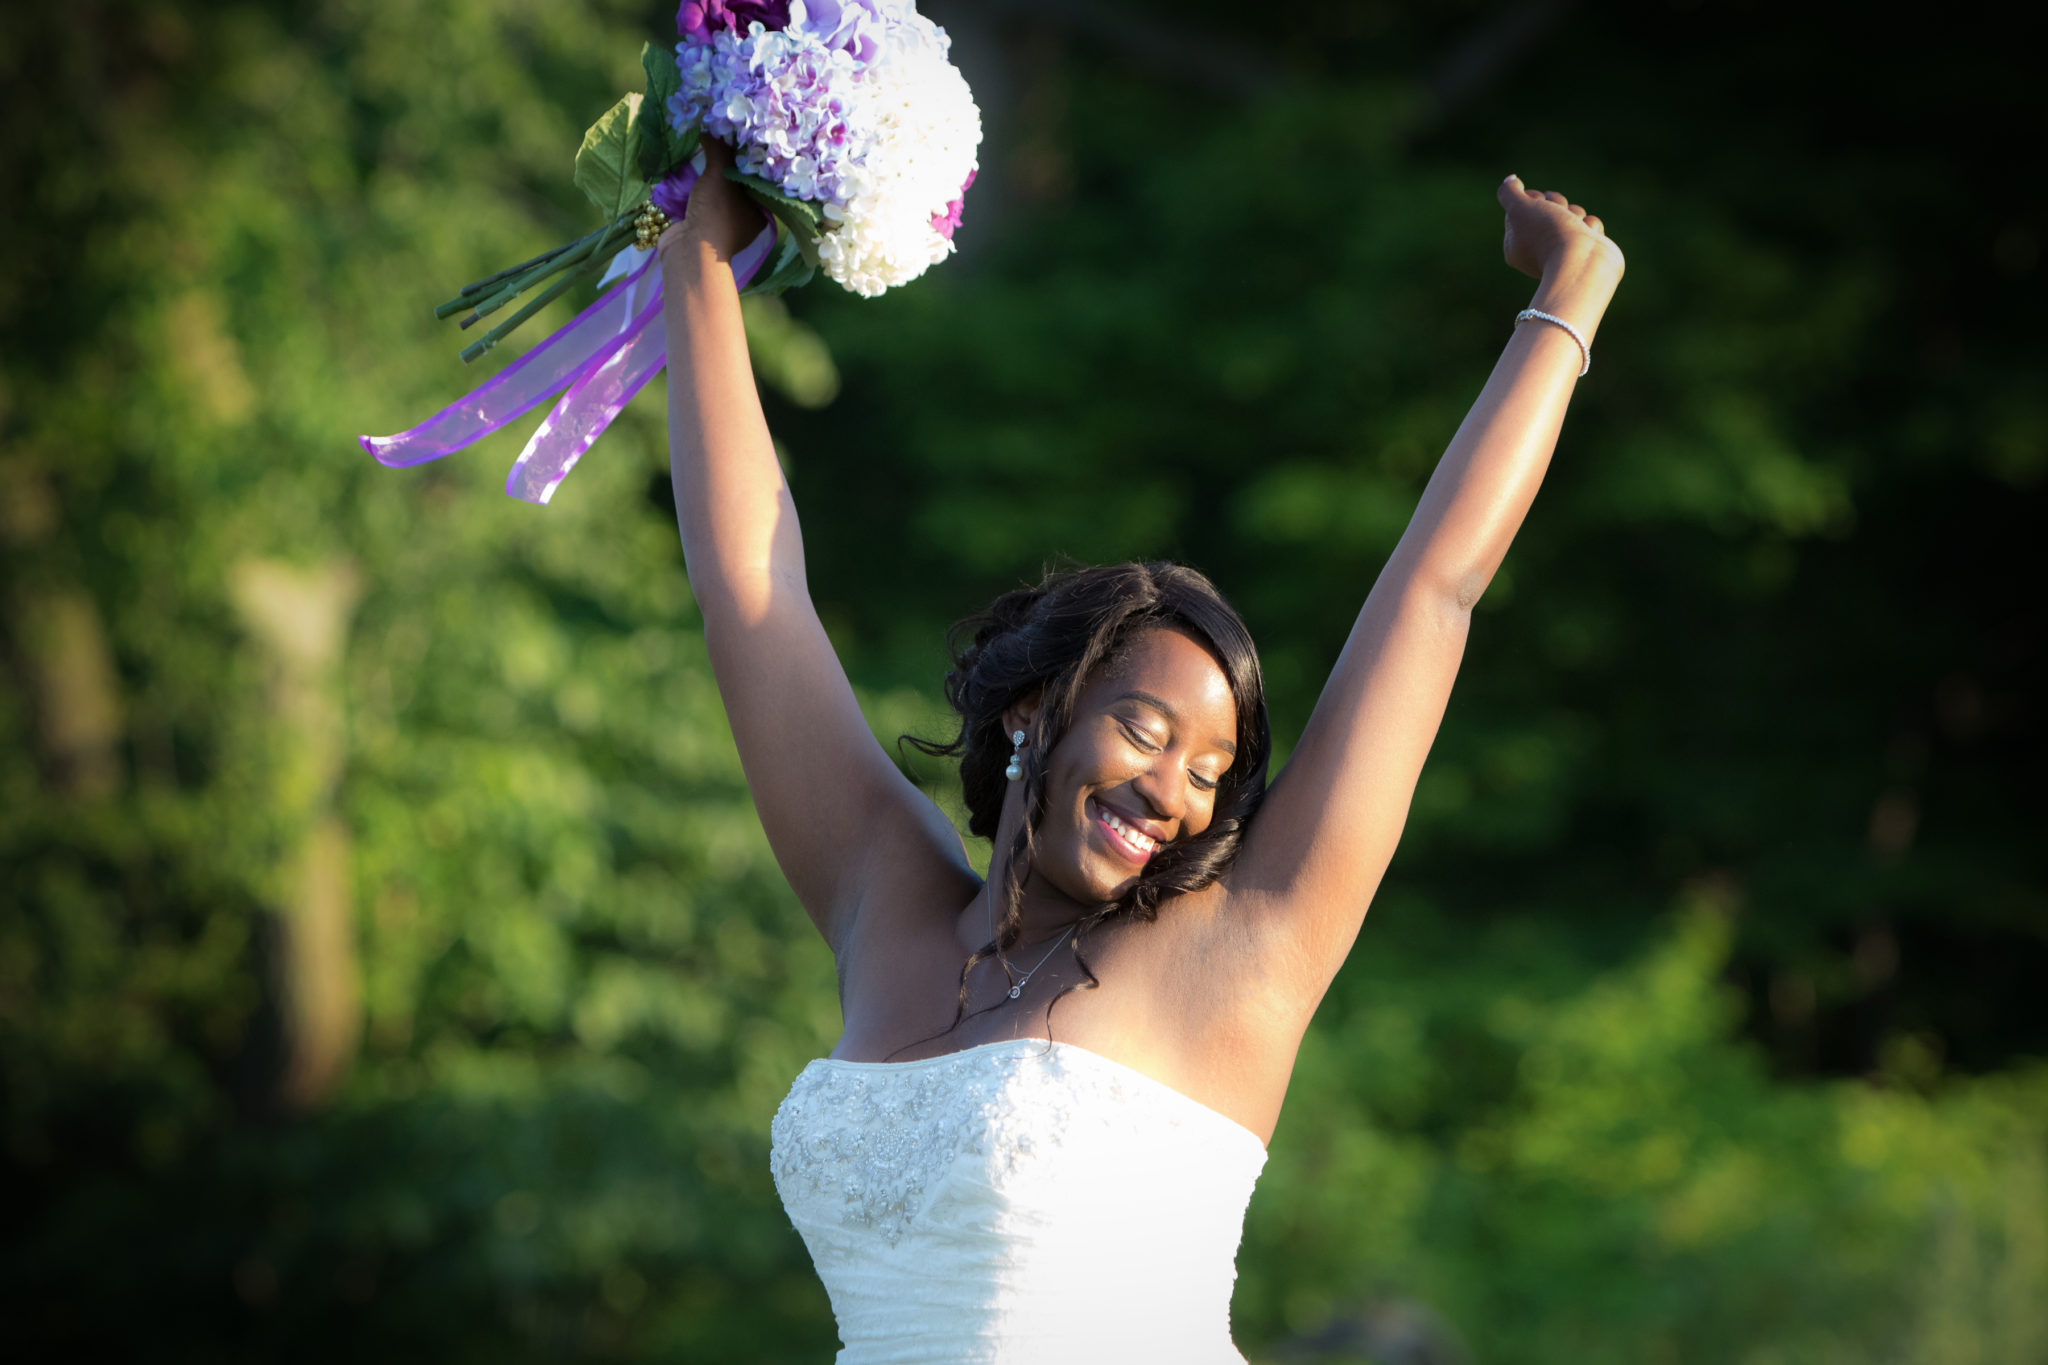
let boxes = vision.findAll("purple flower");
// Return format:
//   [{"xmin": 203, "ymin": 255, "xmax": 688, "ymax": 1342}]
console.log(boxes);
[
  {"xmin": 678, "ymin": 0, "xmax": 791, "ymax": 44},
  {"xmin": 930, "ymin": 167, "xmax": 977, "ymax": 242},
  {"xmin": 650, "ymin": 162, "xmax": 701, "ymax": 220},
  {"xmin": 796, "ymin": 0, "xmax": 884, "ymax": 61}
]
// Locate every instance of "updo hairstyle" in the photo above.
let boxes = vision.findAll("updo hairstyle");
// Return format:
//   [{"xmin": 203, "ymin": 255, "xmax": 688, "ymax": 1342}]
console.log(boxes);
[{"xmin": 905, "ymin": 561, "xmax": 1271, "ymax": 1017}]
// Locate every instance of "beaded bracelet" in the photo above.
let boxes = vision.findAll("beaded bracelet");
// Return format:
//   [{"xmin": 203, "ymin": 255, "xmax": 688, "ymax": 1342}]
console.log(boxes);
[{"xmin": 1515, "ymin": 307, "xmax": 1590, "ymax": 377}]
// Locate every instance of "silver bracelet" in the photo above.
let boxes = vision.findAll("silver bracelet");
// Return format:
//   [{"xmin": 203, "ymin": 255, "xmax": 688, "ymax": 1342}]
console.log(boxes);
[{"xmin": 1515, "ymin": 307, "xmax": 1590, "ymax": 377}]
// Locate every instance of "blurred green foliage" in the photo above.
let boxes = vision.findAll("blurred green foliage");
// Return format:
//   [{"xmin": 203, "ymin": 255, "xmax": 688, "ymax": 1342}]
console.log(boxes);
[{"xmin": 1, "ymin": 2, "xmax": 2042, "ymax": 1362}]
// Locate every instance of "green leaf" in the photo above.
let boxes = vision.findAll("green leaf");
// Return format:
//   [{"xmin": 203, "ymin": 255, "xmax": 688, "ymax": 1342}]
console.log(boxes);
[
  {"xmin": 641, "ymin": 40, "xmax": 680, "ymax": 112},
  {"xmin": 635, "ymin": 42, "xmax": 688, "ymax": 181},
  {"xmin": 741, "ymin": 223, "xmax": 817, "ymax": 298},
  {"xmin": 671, "ymin": 121, "xmax": 702, "ymax": 173},
  {"xmin": 575, "ymin": 93, "xmax": 649, "ymax": 220},
  {"xmin": 632, "ymin": 113, "xmax": 670, "ymax": 183},
  {"xmin": 722, "ymin": 167, "xmax": 823, "ymax": 238},
  {"xmin": 789, "ymin": 215, "xmax": 821, "ymax": 269}
]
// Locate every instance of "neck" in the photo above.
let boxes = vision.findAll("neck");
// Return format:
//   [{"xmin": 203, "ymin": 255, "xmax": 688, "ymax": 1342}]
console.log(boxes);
[{"xmin": 961, "ymin": 855, "xmax": 1088, "ymax": 956}]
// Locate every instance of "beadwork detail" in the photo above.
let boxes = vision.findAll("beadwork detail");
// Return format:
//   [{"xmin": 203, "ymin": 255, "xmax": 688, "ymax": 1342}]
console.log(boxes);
[
  {"xmin": 1515, "ymin": 306, "xmax": 1591, "ymax": 377},
  {"xmin": 634, "ymin": 201, "xmax": 672, "ymax": 251},
  {"xmin": 768, "ymin": 1040, "xmax": 1265, "ymax": 1249}
]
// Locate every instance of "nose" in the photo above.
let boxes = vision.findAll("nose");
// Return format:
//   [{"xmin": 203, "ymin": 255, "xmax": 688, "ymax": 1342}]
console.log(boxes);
[{"xmin": 1128, "ymin": 756, "xmax": 1187, "ymax": 825}]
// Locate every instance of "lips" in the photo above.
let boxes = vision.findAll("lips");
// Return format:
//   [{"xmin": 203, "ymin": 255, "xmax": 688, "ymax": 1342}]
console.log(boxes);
[{"xmin": 1088, "ymin": 796, "xmax": 1162, "ymax": 866}]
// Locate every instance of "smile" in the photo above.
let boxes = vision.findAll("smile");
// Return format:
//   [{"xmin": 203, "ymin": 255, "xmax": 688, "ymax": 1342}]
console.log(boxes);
[{"xmin": 1088, "ymin": 796, "xmax": 1161, "ymax": 865}]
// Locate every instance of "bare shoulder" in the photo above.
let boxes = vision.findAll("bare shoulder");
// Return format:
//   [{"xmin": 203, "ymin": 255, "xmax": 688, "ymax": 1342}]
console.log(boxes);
[
  {"xmin": 1159, "ymin": 877, "xmax": 1330, "ymax": 1020},
  {"xmin": 1130, "ymin": 882, "xmax": 1308, "ymax": 1035},
  {"xmin": 836, "ymin": 781, "xmax": 982, "ymax": 955},
  {"xmin": 1102, "ymin": 882, "xmax": 1318, "ymax": 1142},
  {"xmin": 826, "ymin": 813, "xmax": 983, "ymax": 1056}
]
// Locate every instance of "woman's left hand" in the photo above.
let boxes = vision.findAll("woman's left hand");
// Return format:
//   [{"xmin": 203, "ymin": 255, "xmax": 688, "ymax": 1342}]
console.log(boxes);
[
  {"xmin": 1498, "ymin": 174, "xmax": 1625, "ymax": 285},
  {"xmin": 1499, "ymin": 175, "xmax": 1624, "ymax": 342}
]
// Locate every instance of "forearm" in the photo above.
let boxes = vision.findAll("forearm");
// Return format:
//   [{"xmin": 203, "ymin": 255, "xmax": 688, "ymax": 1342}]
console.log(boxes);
[
  {"xmin": 660, "ymin": 229, "xmax": 806, "ymax": 614},
  {"xmin": 1393, "ymin": 254, "xmax": 1618, "ymax": 607}
]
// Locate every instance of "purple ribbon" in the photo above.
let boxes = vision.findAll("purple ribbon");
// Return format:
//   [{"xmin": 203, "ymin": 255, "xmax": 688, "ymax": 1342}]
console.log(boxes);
[{"xmin": 362, "ymin": 217, "xmax": 778, "ymax": 506}]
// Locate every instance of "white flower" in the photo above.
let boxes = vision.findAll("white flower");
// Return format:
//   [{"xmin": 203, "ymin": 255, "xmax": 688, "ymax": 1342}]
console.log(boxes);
[{"xmin": 670, "ymin": 2, "xmax": 981, "ymax": 296}]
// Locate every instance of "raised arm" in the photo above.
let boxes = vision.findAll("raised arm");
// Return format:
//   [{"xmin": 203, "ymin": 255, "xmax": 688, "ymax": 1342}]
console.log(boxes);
[
  {"xmin": 661, "ymin": 144, "xmax": 968, "ymax": 950},
  {"xmin": 1230, "ymin": 177, "xmax": 1625, "ymax": 990}
]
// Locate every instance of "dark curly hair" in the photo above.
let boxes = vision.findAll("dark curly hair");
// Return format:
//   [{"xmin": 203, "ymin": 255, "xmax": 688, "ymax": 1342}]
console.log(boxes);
[{"xmin": 902, "ymin": 561, "xmax": 1271, "ymax": 1047}]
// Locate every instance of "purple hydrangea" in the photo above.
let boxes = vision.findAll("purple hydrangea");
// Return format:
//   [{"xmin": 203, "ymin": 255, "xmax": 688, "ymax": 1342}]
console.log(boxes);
[
  {"xmin": 677, "ymin": 0, "xmax": 790, "ymax": 44},
  {"xmin": 794, "ymin": 0, "xmax": 883, "ymax": 62},
  {"xmin": 670, "ymin": 23, "xmax": 866, "ymax": 206},
  {"xmin": 930, "ymin": 166, "xmax": 976, "ymax": 241},
  {"xmin": 665, "ymin": 1, "xmax": 983, "ymax": 295}
]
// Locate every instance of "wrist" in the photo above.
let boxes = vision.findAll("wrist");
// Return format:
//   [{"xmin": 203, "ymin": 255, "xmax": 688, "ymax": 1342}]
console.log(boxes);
[
  {"xmin": 1530, "ymin": 250, "xmax": 1620, "ymax": 344},
  {"xmin": 658, "ymin": 223, "xmax": 732, "ymax": 277}
]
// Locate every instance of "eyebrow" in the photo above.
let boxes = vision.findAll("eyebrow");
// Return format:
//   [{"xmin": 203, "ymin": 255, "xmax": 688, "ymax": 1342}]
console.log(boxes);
[{"xmin": 1116, "ymin": 690, "xmax": 1238, "ymax": 756}]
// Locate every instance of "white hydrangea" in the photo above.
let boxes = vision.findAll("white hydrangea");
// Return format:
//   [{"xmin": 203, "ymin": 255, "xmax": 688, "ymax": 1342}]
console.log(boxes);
[
  {"xmin": 814, "ymin": 6, "xmax": 981, "ymax": 296},
  {"xmin": 670, "ymin": 0, "xmax": 982, "ymax": 297}
]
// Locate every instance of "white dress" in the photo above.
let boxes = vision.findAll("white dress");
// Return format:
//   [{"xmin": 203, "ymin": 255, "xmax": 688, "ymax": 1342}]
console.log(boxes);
[{"xmin": 770, "ymin": 1037, "xmax": 1269, "ymax": 1364}]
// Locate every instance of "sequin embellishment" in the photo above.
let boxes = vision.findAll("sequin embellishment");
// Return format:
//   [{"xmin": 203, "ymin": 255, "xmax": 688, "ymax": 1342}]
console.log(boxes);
[{"xmin": 768, "ymin": 1040, "xmax": 1264, "ymax": 1248}]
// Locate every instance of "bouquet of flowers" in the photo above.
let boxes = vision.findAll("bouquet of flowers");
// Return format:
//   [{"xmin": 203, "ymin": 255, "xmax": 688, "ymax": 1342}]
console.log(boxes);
[{"xmin": 361, "ymin": 0, "xmax": 980, "ymax": 504}]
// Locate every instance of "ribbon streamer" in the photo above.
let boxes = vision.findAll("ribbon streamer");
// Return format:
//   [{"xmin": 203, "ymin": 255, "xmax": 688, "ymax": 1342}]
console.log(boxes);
[{"xmin": 361, "ymin": 218, "xmax": 777, "ymax": 506}]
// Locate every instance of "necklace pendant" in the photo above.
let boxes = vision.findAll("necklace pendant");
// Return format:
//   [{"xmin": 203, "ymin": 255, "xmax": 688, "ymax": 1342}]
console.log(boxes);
[{"xmin": 1007, "ymin": 985, "xmax": 1022, "ymax": 999}]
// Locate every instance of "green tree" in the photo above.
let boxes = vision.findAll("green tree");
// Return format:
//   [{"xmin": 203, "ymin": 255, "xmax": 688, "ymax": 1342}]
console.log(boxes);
[{"xmin": 2, "ymin": 2, "xmax": 2041, "ymax": 1362}]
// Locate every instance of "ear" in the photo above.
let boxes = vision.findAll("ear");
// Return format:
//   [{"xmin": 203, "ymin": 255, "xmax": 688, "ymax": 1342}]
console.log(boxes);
[{"xmin": 1000, "ymin": 689, "xmax": 1043, "ymax": 743}]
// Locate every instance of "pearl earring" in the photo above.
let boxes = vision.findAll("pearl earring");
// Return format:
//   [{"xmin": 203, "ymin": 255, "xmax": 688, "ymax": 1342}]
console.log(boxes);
[{"xmin": 1004, "ymin": 729, "xmax": 1027, "ymax": 782}]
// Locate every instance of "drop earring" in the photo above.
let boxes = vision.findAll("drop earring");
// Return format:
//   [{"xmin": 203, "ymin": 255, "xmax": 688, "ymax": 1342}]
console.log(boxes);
[{"xmin": 1004, "ymin": 729, "xmax": 1027, "ymax": 781}]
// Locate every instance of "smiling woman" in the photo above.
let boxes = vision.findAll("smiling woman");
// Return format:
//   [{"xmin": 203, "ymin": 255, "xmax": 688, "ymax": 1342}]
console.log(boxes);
[
  {"xmin": 900, "ymin": 561, "xmax": 1272, "ymax": 1034},
  {"xmin": 660, "ymin": 155, "xmax": 1623, "ymax": 1361}
]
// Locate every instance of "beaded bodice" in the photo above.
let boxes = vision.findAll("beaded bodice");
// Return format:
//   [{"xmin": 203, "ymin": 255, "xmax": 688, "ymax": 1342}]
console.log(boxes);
[{"xmin": 769, "ymin": 1038, "xmax": 1268, "ymax": 1364}]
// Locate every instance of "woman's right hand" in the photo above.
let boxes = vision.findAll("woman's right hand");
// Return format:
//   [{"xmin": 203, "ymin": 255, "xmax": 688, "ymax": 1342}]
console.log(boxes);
[{"xmin": 666, "ymin": 138, "xmax": 765, "ymax": 262}]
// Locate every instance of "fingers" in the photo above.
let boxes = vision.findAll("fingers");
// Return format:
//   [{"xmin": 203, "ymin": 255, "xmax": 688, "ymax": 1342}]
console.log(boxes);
[
  {"xmin": 1504, "ymin": 179, "xmax": 1577, "ymax": 210},
  {"xmin": 1500, "ymin": 175, "xmax": 1606, "ymax": 235}
]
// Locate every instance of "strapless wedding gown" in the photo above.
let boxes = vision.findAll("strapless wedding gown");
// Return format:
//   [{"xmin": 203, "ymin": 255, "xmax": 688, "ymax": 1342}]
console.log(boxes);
[{"xmin": 770, "ymin": 1037, "xmax": 1268, "ymax": 1364}]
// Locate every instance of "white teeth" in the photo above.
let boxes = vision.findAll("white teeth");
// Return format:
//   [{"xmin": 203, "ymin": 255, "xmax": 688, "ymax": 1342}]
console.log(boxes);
[{"xmin": 1097, "ymin": 803, "xmax": 1156, "ymax": 852}]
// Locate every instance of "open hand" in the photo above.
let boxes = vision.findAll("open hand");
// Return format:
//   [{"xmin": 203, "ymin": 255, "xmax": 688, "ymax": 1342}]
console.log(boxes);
[{"xmin": 1498, "ymin": 175, "xmax": 1625, "ymax": 284}]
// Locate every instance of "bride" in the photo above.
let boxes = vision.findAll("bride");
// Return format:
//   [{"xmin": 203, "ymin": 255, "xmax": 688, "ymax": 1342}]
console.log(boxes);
[{"xmin": 660, "ymin": 142, "xmax": 1623, "ymax": 1362}]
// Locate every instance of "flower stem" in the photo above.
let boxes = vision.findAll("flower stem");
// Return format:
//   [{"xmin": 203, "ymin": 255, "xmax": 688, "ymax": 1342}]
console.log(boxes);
[
  {"xmin": 458, "ymin": 217, "xmax": 636, "ymax": 364},
  {"xmin": 431, "ymin": 222, "xmax": 612, "ymax": 320},
  {"xmin": 454, "ymin": 257, "xmax": 565, "ymax": 329},
  {"xmin": 453, "ymin": 214, "xmax": 633, "ymax": 330},
  {"xmin": 460, "ymin": 235, "xmax": 589, "ymax": 296},
  {"xmin": 456, "ymin": 233, "xmax": 606, "ymax": 326}
]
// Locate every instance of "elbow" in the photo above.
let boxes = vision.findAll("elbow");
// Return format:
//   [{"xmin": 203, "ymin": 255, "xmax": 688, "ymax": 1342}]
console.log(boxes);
[
  {"xmin": 1450, "ymin": 566, "xmax": 1491, "ymax": 613},
  {"xmin": 1406, "ymin": 558, "xmax": 1489, "ymax": 615},
  {"xmin": 1397, "ymin": 540, "xmax": 1494, "ymax": 616},
  {"xmin": 690, "ymin": 561, "xmax": 809, "ymax": 628}
]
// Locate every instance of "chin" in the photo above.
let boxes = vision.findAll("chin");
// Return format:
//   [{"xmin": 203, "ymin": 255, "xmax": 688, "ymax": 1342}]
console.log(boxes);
[
  {"xmin": 1063, "ymin": 842, "xmax": 1153, "ymax": 907},
  {"xmin": 1084, "ymin": 872, "xmax": 1142, "ymax": 907},
  {"xmin": 1031, "ymin": 834, "xmax": 1130, "ymax": 909},
  {"xmin": 1039, "ymin": 862, "xmax": 1123, "ymax": 909}
]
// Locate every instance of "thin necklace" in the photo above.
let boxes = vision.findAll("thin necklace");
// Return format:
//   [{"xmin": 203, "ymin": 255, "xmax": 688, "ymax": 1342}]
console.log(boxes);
[
  {"xmin": 1005, "ymin": 923, "xmax": 1077, "ymax": 1000},
  {"xmin": 986, "ymin": 881, "xmax": 1079, "ymax": 1001}
]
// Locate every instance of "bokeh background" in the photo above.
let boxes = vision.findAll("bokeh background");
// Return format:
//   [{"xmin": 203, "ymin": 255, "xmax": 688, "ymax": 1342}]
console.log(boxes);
[{"xmin": 3, "ymin": 2, "xmax": 2043, "ymax": 1361}]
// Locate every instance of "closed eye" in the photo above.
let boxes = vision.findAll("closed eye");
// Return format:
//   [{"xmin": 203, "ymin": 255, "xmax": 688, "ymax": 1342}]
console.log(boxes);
[
  {"xmin": 1118, "ymin": 720, "xmax": 1162, "ymax": 753},
  {"xmin": 1123, "ymin": 720, "xmax": 1222, "ymax": 793}
]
